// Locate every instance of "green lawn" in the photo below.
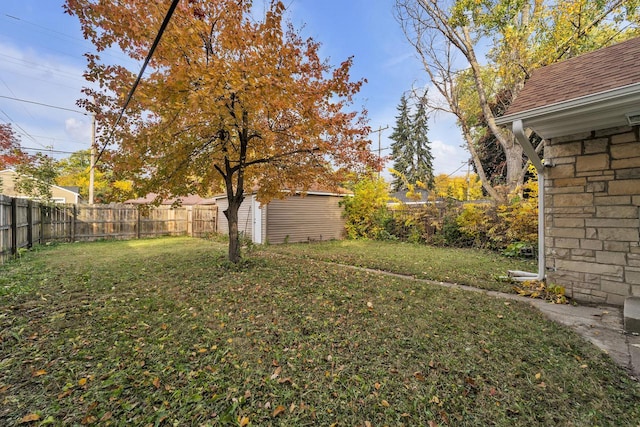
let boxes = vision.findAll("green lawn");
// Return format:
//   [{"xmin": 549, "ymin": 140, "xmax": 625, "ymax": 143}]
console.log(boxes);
[
  {"xmin": 1, "ymin": 237, "xmax": 638, "ymax": 426},
  {"xmin": 264, "ymin": 240, "xmax": 537, "ymax": 293}
]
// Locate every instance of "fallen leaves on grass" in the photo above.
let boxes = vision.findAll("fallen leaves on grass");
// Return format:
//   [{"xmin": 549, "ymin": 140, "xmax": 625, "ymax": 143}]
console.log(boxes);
[
  {"xmin": 19, "ymin": 413, "xmax": 40, "ymax": 423},
  {"xmin": 270, "ymin": 366, "xmax": 282, "ymax": 380},
  {"xmin": 3, "ymin": 237, "xmax": 640, "ymax": 426},
  {"xmin": 513, "ymin": 281, "xmax": 568, "ymax": 304}
]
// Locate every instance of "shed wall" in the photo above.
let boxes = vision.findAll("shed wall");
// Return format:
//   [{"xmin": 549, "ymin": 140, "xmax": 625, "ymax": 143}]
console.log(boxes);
[
  {"xmin": 266, "ymin": 195, "xmax": 345, "ymax": 244},
  {"xmin": 215, "ymin": 197, "xmax": 253, "ymax": 239}
]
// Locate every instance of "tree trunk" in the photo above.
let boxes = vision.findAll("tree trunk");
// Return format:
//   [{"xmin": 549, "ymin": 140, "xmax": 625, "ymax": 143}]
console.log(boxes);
[
  {"xmin": 224, "ymin": 195, "xmax": 243, "ymax": 263},
  {"xmin": 505, "ymin": 139, "xmax": 525, "ymax": 191},
  {"xmin": 462, "ymin": 26, "xmax": 524, "ymax": 195},
  {"xmin": 460, "ymin": 122, "xmax": 503, "ymax": 202}
]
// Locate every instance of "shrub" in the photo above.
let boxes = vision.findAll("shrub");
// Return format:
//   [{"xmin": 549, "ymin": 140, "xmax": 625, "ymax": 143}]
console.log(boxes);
[
  {"xmin": 455, "ymin": 203, "xmax": 494, "ymax": 248},
  {"xmin": 341, "ymin": 175, "xmax": 392, "ymax": 240},
  {"xmin": 357, "ymin": 167, "xmax": 539, "ymax": 255}
]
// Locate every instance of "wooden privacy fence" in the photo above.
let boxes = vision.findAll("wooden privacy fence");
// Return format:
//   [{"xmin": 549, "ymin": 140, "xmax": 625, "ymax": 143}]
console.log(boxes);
[{"xmin": 0, "ymin": 195, "xmax": 217, "ymax": 264}]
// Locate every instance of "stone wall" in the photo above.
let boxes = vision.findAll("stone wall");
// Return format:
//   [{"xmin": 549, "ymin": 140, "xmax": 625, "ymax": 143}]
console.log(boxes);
[{"xmin": 544, "ymin": 125, "xmax": 640, "ymax": 306}]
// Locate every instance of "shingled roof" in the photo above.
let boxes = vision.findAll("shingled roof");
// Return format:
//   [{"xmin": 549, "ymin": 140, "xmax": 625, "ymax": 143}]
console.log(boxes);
[
  {"xmin": 506, "ymin": 37, "xmax": 640, "ymax": 116},
  {"xmin": 497, "ymin": 36, "xmax": 640, "ymax": 140}
]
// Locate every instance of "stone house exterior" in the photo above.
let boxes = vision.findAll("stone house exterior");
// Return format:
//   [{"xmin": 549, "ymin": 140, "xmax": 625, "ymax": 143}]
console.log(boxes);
[{"xmin": 496, "ymin": 37, "xmax": 640, "ymax": 306}]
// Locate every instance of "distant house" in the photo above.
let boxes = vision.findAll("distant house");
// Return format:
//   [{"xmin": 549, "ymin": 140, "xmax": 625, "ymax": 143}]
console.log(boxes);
[
  {"xmin": 214, "ymin": 187, "xmax": 351, "ymax": 244},
  {"xmin": 388, "ymin": 189, "xmax": 431, "ymax": 207},
  {"xmin": 496, "ymin": 37, "xmax": 640, "ymax": 306},
  {"xmin": 0, "ymin": 169, "xmax": 82, "ymax": 204}
]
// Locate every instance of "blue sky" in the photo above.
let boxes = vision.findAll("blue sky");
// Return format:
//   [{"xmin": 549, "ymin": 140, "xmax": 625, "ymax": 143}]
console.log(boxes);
[{"xmin": 0, "ymin": 0, "xmax": 469, "ymax": 177}]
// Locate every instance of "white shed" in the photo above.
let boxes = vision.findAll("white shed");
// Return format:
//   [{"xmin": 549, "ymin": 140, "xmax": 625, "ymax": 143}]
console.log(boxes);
[{"xmin": 214, "ymin": 190, "xmax": 349, "ymax": 244}]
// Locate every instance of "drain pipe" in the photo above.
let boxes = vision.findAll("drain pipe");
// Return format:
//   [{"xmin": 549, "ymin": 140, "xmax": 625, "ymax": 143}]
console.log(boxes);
[{"xmin": 508, "ymin": 119, "xmax": 546, "ymax": 282}]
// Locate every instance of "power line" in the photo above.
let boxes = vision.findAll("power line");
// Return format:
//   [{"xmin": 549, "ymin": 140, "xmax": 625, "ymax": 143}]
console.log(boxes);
[
  {"xmin": 0, "ymin": 108, "xmax": 40, "ymax": 145},
  {"xmin": 2, "ymin": 13, "xmax": 135, "ymax": 65},
  {"xmin": 0, "ymin": 75, "xmax": 40, "ymax": 129},
  {"xmin": 0, "ymin": 53, "xmax": 85, "ymax": 81},
  {"xmin": 0, "ymin": 95, "xmax": 87, "ymax": 115},
  {"xmin": 0, "ymin": 119, "xmax": 83, "ymax": 151},
  {"xmin": 5, "ymin": 13, "xmax": 84, "ymax": 43},
  {"xmin": 94, "ymin": 0, "xmax": 180, "ymax": 166},
  {"xmin": 0, "ymin": 96, "xmax": 89, "ymax": 150},
  {"xmin": 23, "ymin": 134, "xmax": 89, "ymax": 147},
  {"xmin": 0, "ymin": 71, "xmax": 84, "ymax": 93},
  {"xmin": 446, "ymin": 160, "xmax": 469, "ymax": 177},
  {"xmin": 20, "ymin": 146, "xmax": 78, "ymax": 155}
]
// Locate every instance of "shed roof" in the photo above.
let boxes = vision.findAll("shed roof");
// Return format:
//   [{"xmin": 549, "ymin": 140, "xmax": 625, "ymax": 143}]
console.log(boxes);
[
  {"xmin": 497, "ymin": 37, "xmax": 640, "ymax": 139},
  {"xmin": 212, "ymin": 183, "xmax": 352, "ymax": 200}
]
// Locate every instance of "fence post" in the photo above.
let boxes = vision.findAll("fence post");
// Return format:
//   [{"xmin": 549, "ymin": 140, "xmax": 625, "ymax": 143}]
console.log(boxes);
[
  {"xmin": 27, "ymin": 200, "xmax": 33, "ymax": 249},
  {"xmin": 71, "ymin": 205, "xmax": 77, "ymax": 242},
  {"xmin": 40, "ymin": 204, "xmax": 46, "ymax": 244},
  {"xmin": 137, "ymin": 207, "xmax": 141, "ymax": 239},
  {"xmin": 10, "ymin": 197, "xmax": 17, "ymax": 256}
]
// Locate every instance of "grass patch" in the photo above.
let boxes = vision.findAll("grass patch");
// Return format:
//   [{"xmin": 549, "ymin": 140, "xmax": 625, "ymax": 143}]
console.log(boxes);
[
  {"xmin": 1, "ymin": 237, "xmax": 638, "ymax": 426},
  {"xmin": 264, "ymin": 240, "xmax": 536, "ymax": 293}
]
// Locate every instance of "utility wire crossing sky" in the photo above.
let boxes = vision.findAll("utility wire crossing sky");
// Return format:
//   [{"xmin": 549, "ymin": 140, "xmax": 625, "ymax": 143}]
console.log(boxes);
[{"xmin": 0, "ymin": 0, "xmax": 470, "ymax": 177}]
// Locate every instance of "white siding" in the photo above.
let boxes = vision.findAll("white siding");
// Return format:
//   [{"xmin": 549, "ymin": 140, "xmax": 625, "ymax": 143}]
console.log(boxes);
[{"xmin": 215, "ymin": 196, "xmax": 254, "ymax": 239}]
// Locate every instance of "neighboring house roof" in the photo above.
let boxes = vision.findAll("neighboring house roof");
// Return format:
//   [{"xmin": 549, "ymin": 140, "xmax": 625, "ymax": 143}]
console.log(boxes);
[
  {"xmin": 0, "ymin": 169, "xmax": 82, "ymax": 204},
  {"xmin": 497, "ymin": 36, "xmax": 640, "ymax": 139},
  {"xmin": 389, "ymin": 189, "xmax": 430, "ymax": 205},
  {"xmin": 124, "ymin": 193, "xmax": 216, "ymax": 205},
  {"xmin": 61, "ymin": 186, "xmax": 81, "ymax": 194}
]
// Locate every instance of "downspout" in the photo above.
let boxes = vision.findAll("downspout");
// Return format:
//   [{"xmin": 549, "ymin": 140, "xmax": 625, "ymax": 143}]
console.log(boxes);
[{"xmin": 508, "ymin": 119, "xmax": 546, "ymax": 282}]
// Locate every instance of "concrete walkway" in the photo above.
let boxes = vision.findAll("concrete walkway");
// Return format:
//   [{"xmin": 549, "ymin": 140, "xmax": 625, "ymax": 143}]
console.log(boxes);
[
  {"xmin": 526, "ymin": 299, "xmax": 640, "ymax": 381},
  {"xmin": 338, "ymin": 263, "xmax": 640, "ymax": 380}
]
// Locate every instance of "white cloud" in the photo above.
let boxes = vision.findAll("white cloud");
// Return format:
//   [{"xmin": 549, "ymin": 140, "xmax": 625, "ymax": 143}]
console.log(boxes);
[
  {"xmin": 431, "ymin": 139, "xmax": 469, "ymax": 176},
  {"xmin": 65, "ymin": 117, "xmax": 91, "ymax": 143},
  {"xmin": 0, "ymin": 39, "xmax": 91, "ymax": 156}
]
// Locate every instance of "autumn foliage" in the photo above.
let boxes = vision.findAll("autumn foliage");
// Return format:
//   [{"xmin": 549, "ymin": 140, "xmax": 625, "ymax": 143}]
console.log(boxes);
[
  {"xmin": 0, "ymin": 124, "xmax": 27, "ymax": 169},
  {"xmin": 433, "ymin": 173, "xmax": 483, "ymax": 201},
  {"xmin": 342, "ymin": 173, "xmax": 539, "ymax": 254},
  {"xmin": 65, "ymin": 0, "xmax": 374, "ymax": 261},
  {"xmin": 341, "ymin": 175, "xmax": 391, "ymax": 240}
]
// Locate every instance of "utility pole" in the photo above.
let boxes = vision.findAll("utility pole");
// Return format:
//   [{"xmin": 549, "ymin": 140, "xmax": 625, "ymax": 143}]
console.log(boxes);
[
  {"xmin": 371, "ymin": 125, "xmax": 389, "ymax": 177},
  {"xmin": 88, "ymin": 113, "xmax": 96, "ymax": 205}
]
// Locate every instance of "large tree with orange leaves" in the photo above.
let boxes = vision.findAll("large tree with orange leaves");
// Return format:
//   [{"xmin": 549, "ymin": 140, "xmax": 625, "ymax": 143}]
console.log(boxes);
[{"xmin": 65, "ymin": 0, "xmax": 374, "ymax": 262}]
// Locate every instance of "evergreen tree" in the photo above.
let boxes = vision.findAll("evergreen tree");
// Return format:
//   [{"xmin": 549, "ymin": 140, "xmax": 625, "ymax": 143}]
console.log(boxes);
[
  {"xmin": 410, "ymin": 101, "xmax": 434, "ymax": 189},
  {"xmin": 390, "ymin": 95, "xmax": 434, "ymax": 191},
  {"xmin": 389, "ymin": 95, "xmax": 412, "ymax": 192}
]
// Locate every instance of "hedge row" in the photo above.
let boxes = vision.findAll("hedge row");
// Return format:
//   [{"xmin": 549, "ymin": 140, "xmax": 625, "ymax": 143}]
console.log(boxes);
[{"xmin": 342, "ymin": 177, "xmax": 539, "ymax": 257}]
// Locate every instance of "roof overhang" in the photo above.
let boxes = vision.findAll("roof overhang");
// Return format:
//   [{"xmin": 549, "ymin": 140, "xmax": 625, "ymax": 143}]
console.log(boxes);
[
  {"xmin": 212, "ymin": 190, "xmax": 352, "ymax": 200},
  {"xmin": 496, "ymin": 82, "xmax": 640, "ymax": 139}
]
